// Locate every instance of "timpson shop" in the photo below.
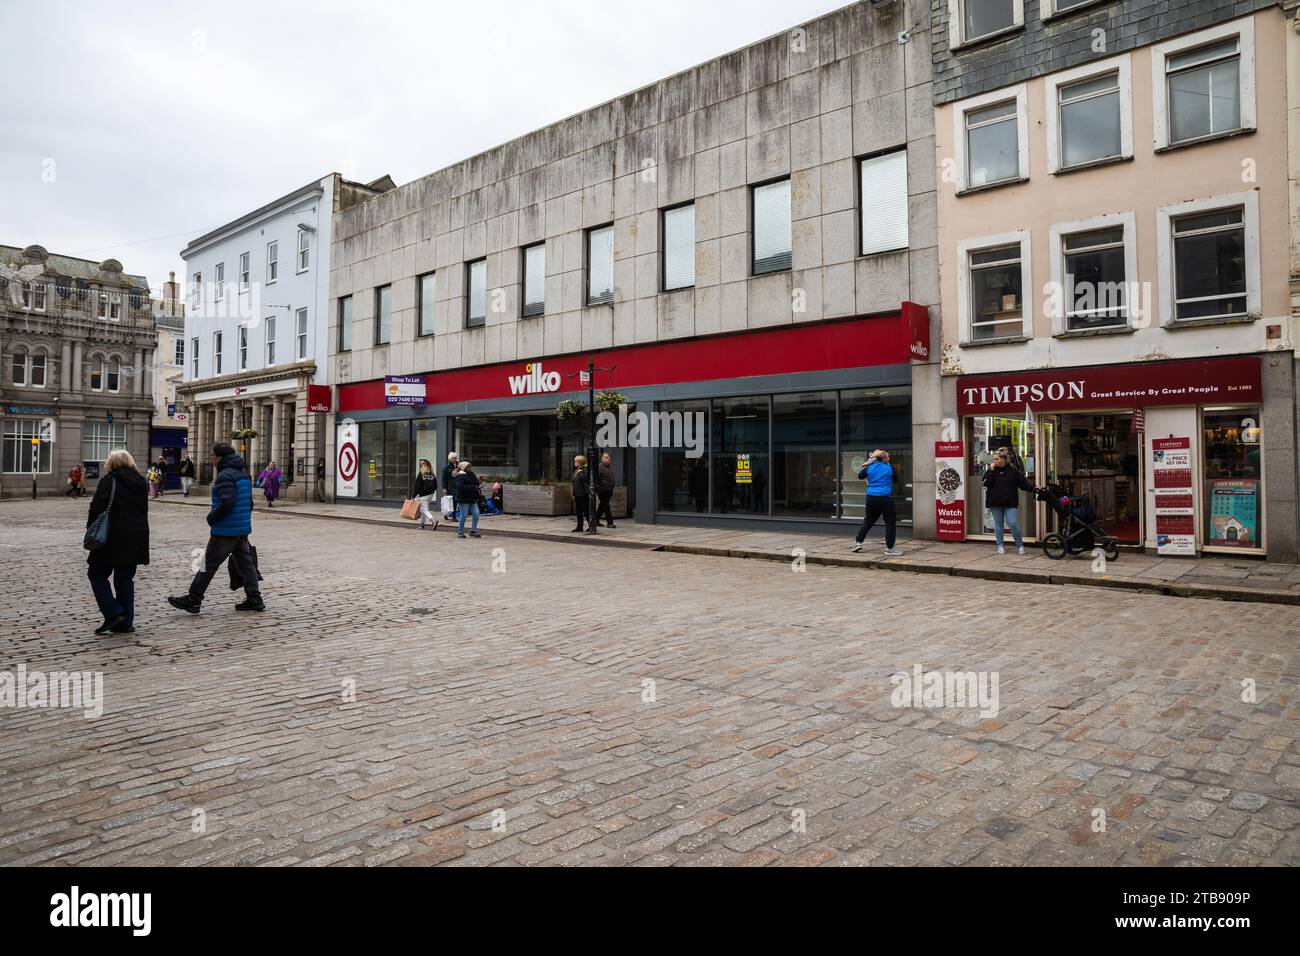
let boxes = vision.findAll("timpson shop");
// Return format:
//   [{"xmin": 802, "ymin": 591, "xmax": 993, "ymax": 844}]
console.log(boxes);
[
  {"xmin": 945, "ymin": 354, "xmax": 1297, "ymax": 561},
  {"xmin": 328, "ymin": 307, "xmax": 933, "ymax": 532}
]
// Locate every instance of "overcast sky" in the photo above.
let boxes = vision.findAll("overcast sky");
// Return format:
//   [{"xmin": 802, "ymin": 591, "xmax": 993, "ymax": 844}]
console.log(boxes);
[{"xmin": 0, "ymin": 0, "xmax": 845, "ymax": 294}]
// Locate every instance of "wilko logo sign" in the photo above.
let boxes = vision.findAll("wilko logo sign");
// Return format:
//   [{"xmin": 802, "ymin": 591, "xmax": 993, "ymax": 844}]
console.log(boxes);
[
  {"xmin": 508, "ymin": 362, "xmax": 562, "ymax": 395},
  {"xmin": 934, "ymin": 441, "xmax": 965, "ymax": 542}
]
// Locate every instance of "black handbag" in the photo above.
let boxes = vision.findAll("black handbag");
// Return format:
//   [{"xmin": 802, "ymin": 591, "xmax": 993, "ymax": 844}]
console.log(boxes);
[{"xmin": 82, "ymin": 476, "xmax": 117, "ymax": 551}]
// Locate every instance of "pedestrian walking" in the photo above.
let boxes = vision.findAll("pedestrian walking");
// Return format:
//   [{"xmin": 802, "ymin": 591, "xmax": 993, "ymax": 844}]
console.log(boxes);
[
  {"xmin": 315, "ymin": 457, "xmax": 326, "ymax": 502},
  {"xmin": 982, "ymin": 448, "xmax": 1034, "ymax": 555},
  {"xmin": 453, "ymin": 461, "xmax": 481, "ymax": 538},
  {"xmin": 167, "ymin": 442, "xmax": 265, "ymax": 614},
  {"xmin": 146, "ymin": 461, "xmax": 163, "ymax": 499},
  {"xmin": 571, "ymin": 454, "xmax": 591, "ymax": 533},
  {"xmin": 411, "ymin": 459, "xmax": 439, "ymax": 530},
  {"xmin": 441, "ymin": 452, "xmax": 460, "ymax": 499},
  {"xmin": 66, "ymin": 464, "xmax": 85, "ymax": 497},
  {"xmin": 153, "ymin": 456, "xmax": 169, "ymax": 496},
  {"xmin": 595, "ymin": 451, "xmax": 616, "ymax": 528},
  {"xmin": 86, "ymin": 449, "xmax": 149, "ymax": 635},
  {"xmin": 178, "ymin": 455, "xmax": 196, "ymax": 497},
  {"xmin": 258, "ymin": 460, "xmax": 283, "ymax": 507},
  {"xmin": 850, "ymin": 449, "xmax": 902, "ymax": 556}
]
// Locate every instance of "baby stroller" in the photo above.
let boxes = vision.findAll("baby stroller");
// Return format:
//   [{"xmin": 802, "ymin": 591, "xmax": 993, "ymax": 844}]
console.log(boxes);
[{"xmin": 1035, "ymin": 483, "xmax": 1120, "ymax": 561}]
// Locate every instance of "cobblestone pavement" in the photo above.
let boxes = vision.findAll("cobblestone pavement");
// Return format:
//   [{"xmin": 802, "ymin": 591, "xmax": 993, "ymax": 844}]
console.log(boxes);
[{"xmin": 2, "ymin": 497, "xmax": 1298, "ymax": 867}]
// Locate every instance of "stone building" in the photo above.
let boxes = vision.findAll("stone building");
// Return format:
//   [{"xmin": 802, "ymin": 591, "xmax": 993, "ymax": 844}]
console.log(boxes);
[
  {"xmin": 150, "ymin": 271, "xmax": 188, "ymax": 488},
  {"xmin": 0, "ymin": 244, "xmax": 157, "ymax": 497},
  {"xmin": 326, "ymin": 0, "xmax": 942, "ymax": 535}
]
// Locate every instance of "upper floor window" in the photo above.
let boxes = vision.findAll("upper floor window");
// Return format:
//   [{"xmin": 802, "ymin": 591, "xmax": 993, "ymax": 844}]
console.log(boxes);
[
  {"xmin": 297, "ymin": 230, "xmax": 310, "ymax": 273},
  {"xmin": 338, "ymin": 295, "xmax": 353, "ymax": 352},
  {"xmin": 239, "ymin": 325, "xmax": 249, "ymax": 370},
  {"xmin": 662, "ymin": 204, "xmax": 695, "ymax": 290},
  {"xmin": 466, "ymin": 259, "xmax": 487, "ymax": 326},
  {"xmin": 213, "ymin": 330, "xmax": 223, "ymax": 375},
  {"xmin": 191, "ymin": 272, "xmax": 202, "ymax": 308},
  {"xmin": 1048, "ymin": 212, "xmax": 1136, "ymax": 334},
  {"xmin": 950, "ymin": 0, "xmax": 1022, "ymax": 48},
  {"xmin": 586, "ymin": 228, "xmax": 613, "ymax": 305},
  {"xmin": 21, "ymin": 282, "xmax": 47, "ymax": 311},
  {"xmin": 296, "ymin": 307, "xmax": 308, "ymax": 359},
  {"xmin": 190, "ymin": 337, "xmax": 199, "ymax": 378},
  {"xmin": 239, "ymin": 252, "xmax": 250, "ymax": 292},
  {"xmin": 1153, "ymin": 20, "xmax": 1255, "ymax": 150},
  {"xmin": 1156, "ymin": 191, "xmax": 1259, "ymax": 326},
  {"xmin": 214, "ymin": 262, "xmax": 225, "ymax": 301},
  {"xmin": 752, "ymin": 180, "xmax": 792, "ymax": 275},
  {"xmin": 859, "ymin": 151, "xmax": 908, "ymax": 255},
  {"xmin": 418, "ymin": 272, "xmax": 437, "ymax": 335},
  {"xmin": 266, "ymin": 316, "xmax": 277, "ymax": 365},
  {"xmin": 105, "ymin": 357, "xmax": 121, "ymax": 393},
  {"xmin": 175, "ymin": 338, "xmax": 185, "ymax": 366},
  {"xmin": 266, "ymin": 241, "xmax": 279, "ymax": 284},
  {"xmin": 958, "ymin": 231, "xmax": 1031, "ymax": 343},
  {"xmin": 97, "ymin": 291, "xmax": 122, "ymax": 321},
  {"xmin": 375, "ymin": 285, "xmax": 392, "ymax": 344},
  {"xmin": 11, "ymin": 349, "xmax": 26, "ymax": 386},
  {"xmin": 30, "ymin": 350, "xmax": 46, "ymax": 387},
  {"xmin": 1046, "ymin": 56, "xmax": 1131, "ymax": 173},
  {"xmin": 522, "ymin": 245, "xmax": 545, "ymax": 317},
  {"xmin": 956, "ymin": 86, "xmax": 1028, "ymax": 192}
]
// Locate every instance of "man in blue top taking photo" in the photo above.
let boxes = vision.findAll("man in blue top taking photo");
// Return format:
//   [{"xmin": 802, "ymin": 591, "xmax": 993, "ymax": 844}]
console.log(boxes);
[{"xmin": 851, "ymin": 449, "xmax": 903, "ymax": 556}]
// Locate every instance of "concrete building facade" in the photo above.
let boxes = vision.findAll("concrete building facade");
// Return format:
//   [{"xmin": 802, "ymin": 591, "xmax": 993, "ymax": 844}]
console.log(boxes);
[
  {"xmin": 326, "ymin": 0, "xmax": 943, "ymax": 535},
  {"xmin": 0, "ymin": 244, "xmax": 156, "ymax": 497},
  {"xmin": 149, "ymin": 271, "xmax": 187, "ymax": 488}
]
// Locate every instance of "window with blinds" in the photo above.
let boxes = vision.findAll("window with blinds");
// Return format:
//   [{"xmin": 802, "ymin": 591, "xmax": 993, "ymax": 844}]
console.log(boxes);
[
  {"xmin": 522, "ymin": 244, "xmax": 545, "ymax": 317},
  {"xmin": 662, "ymin": 204, "xmax": 695, "ymax": 290},
  {"xmin": 587, "ymin": 226, "xmax": 614, "ymax": 305},
  {"xmin": 467, "ymin": 259, "xmax": 486, "ymax": 327},
  {"xmin": 752, "ymin": 180, "xmax": 792, "ymax": 275},
  {"xmin": 860, "ymin": 150, "xmax": 909, "ymax": 255}
]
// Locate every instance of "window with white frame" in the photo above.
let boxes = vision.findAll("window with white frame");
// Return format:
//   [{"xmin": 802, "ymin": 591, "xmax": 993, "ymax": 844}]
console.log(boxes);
[
  {"xmin": 21, "ymin": 282, "xmax": 48, "ymax": 311},
  {"xmin": 191, "ymin": 272, "xmax": 202, "ymax": 308},
  {"xmin": 1045, "ymin": 0, "xmax": 1107, "ymax": 14},
  {"xmin": 859, "ymin": 150, "xmax": 909, "ymax": 255},
  {"xmin": 522, "ymin": 246, "xmax": 545, "ymax": 317},
  {"xmin": 957, "ymin": 87, "xmax": 1028, "ymax": 190},
  {"xmin": 1157, "ymin": 192, "xmax": 1259, "ymax": 325},
  {"xmin": 3, "ymin": 419, "xmax": 52, "ymax": 474},
  {"xmin": 30, "ymin": 350, "xmax": 47, "ymax": 387},
  {"xmin": 97, "ymin": 291, "xmax": 122, "ymax": 321},
  {"xmin": 11, "ymin": 348, "xmax": 27, "ymax": 386},
  {"xmin": 266, "ymin": 241, "xmax": 278, "ymax": 284},
  {"xmin": 89, "ymin": 356, "xmax": 102, "ymax": 391},
  {"xmin": 174, "ymin": 338, "xmax": 185, "ymax": 366},
  {"xmin": 297, "ymin": 230, "xmax": 310, "ymax": 272},
  {"xmin": 190, "ymin": 337, "xmax": 199, "ymax": 378},
  {"xmin": 106, "ymin": 357, "xmax": 121, "ymax": 393},
  {"xmin": 81, "ymin": 422, "xmax": 126, "ymax": 465},
  {"xmin": 752, "ymin": 180, "xmax": 792, "ymax": 275},
  {"xmin": 239, "ymin": 252, "xmax": 250, "ymax": 292},
  {"xmin": 213, "ymin": 330, "xmax": 223, "ymax": 374},
  {"xmin": 949, "ymin": 0, "xmax": 1022, "ymax": 49},
  {"xmin": 1153, "ymin": 20, "xmax": 1255, "ymax": 150},
  {"xmin": 265, "ymin": 316, "xmax": 276, "ymax": 365},
  {"xmin": 1047, "ymin": 56, "xmax": 1131, "ymax": 173},
  {"xmin": 959, "ymin": 232, "xmax": 1031, "ymax": 342},
  {"xmin": 466, "ymin": 261, "xmax": 487, "ymax": 326},
  {"xmin": 586, "ymin": 228, "xmax": 614, "ymax": 304},
  {"xmin": 338, "ymin": 295, "xmax": 353, "ymax": 352},
  {"xmin": 296, "ymin": 307, "xmax": 308, "ymax": 359},
  {"xmin": 239, "ymin": 325, "xmax": 249, "ymax": 370},
  {"xmin": 214, "ymin": 262, "xmax": 225, "ymax": 300},
  {"xmin": 1049, "ymin": 213, "xmax": 1136, "ymax": 333},
  {"xmin": 662, "ymin": 204, "xmax": 695, "ymax": 290}
]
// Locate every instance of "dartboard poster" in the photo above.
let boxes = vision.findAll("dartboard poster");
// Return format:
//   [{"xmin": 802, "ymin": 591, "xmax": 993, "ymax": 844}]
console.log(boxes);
[{"xmin": 935, "ymin": 441, "xmax": 965, "ymax": 541}]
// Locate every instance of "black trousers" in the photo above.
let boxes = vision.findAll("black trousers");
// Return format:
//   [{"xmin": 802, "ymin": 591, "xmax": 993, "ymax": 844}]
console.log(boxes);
[
  {"xmin": 573, "ymin": 495, "xmax": 590, "ymax": 530},
  {"xmin": 595, "ymin": 489, "xmax": 614, "ymax": 525},
  {"xmin": 855, "ymin": 496, "xmax": 897, "ymax": 549},
  {"xmin": 189, "ymin": 535, "xmax": 261, "ymax": 600}
]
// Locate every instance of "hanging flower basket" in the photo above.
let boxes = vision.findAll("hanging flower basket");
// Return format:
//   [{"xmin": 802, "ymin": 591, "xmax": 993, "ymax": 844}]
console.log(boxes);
[
  {"xmin": 556, "ymin": 392, "xmax": 628, "ymax": 424},
  {"xmin": 230, "ymin": 428, "xmax": 259, "ymax": 441}
]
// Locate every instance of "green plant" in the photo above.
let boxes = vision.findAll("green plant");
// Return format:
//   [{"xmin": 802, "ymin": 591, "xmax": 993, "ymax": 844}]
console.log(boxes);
[
  {"xmin": 596, "ymin": 391, "xmax": 627, "ymax": 413},
  {"xmin": 231, "ymin": 428, "xmax": 258, "ymax": 441},
  {"xmin": 555, "ymin": 399, "xmax": 587, "ymax": 423}
]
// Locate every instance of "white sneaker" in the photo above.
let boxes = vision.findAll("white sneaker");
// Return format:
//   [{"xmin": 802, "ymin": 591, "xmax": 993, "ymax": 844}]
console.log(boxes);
[
  {"xmin": 884, "ymin": 547, "xmax": 903, "ymax": 556},
  {"xmin": 1016, "ymin": 546, "xmax": 1025, "ymax": 555},
  {"xmin": 996, "ymin": 547, "xmax": 1006, "ymax": 555},
  {"xmin": 850, "ymin": 542, "xmax": 863, "ymax": 553}
]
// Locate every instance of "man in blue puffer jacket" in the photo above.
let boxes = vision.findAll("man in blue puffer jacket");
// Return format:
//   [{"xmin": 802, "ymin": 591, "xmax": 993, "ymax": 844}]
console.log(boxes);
[
  {"xmin": 168, "ymin": 442, "xmax": 265, "ymax": 613},
  {"xmin": 850, "ymin": 449, "xmax": 903, "ymax": 556}
]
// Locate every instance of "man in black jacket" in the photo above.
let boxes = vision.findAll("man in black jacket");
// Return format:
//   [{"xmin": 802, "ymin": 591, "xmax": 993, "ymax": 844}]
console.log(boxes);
[
  {"xmin": 982, "ymin": 448, "xmax": 1033, "ymax": 555},
  {"xmin": 452, "ymin": 462, "xmax": 480, "ymax": 538},
  {"xmin": 441, "ymin": 452, "xmax": 459, "ymax": 500},
  {"xmin": 594, "ymin": 451, "xmax": 616, "ymax": 528}
]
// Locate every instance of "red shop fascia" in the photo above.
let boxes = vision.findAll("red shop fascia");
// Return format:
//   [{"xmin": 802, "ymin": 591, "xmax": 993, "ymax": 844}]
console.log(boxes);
[{"xmin": 337, "ymin": 303, "xmax": 932, "ymax": 412}]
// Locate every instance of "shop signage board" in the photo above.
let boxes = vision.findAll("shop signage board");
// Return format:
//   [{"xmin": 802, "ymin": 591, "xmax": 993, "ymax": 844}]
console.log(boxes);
[
  {"xmin": 384, "ymin": 375, "xmax": 426, "ymax": 407},
  {"xmin": 335, "ymin": 422, "xmax": 358, "ymax": 498},
  {"xmin": 307, "ymin": 384, "xmax": 332, "ymax": 413},
  {"xmin": 956, "ymin": 357, "xmax": 1261, "ymax": 415},
  {"xmin": 934, "ymin": 441, "xmax": 965, "ymax": 541},
  {"xmin": 1151, "ymin": 437, "xmax": 1195, "ymax": 556},
  {"xmin": 1209, "ymin": 479, "xmax": 1259, "ymax": 548},
  {"xmin": 903, "ymin": 301, "xmax": 930, "ymax": 361}
]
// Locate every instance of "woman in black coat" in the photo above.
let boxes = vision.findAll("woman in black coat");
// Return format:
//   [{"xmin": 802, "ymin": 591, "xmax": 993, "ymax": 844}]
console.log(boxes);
[
  {"xmin": 86, "ymin": 449, "xmax": 150, "ymax": 634},
  {"xmin": 981, "ymin": 448, "xmax": 1033, "ymax": 555},
  {"xmin": 571, "ymin": 455, "xmax": 591, "ymax": 532}
]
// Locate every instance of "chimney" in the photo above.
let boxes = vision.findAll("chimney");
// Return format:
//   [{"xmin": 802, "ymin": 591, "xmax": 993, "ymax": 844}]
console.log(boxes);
[{"xmin": 164, "ymin": 270, "xmax": 179, "ymax": 304}]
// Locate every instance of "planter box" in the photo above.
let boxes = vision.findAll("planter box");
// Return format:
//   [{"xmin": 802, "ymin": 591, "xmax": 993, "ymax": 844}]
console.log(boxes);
[
  {"xmin": 503, "ymin": 483, "xmax": 572, "ymax": 516},
  {"xmin": 609, "ymin": 486, "xmax": 628, "ymax": 518}
]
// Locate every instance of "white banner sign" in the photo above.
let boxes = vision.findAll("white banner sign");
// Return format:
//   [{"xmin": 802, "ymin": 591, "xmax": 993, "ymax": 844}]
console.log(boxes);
[{"xmin": 336, "ymin": 422, "xmax": 359, "ymax": 499}]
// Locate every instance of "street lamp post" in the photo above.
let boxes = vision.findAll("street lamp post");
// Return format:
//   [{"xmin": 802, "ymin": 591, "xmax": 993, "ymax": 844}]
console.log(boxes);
[{"xmin": 567, "ymin": 358, "xmax": 617, "ymax": 536}]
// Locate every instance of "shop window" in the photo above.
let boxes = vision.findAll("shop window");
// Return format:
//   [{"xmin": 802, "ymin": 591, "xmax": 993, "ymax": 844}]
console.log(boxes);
[
  {"xmin": 662, "ymin": 204, "xmax": 695, "ymax": 290},
  {"xmin": 840, "ymin": 388, "xmax": 912, "ymax": 525},
  {"xmin": 418, "ymin": 272, "xmax": 437, "ymax": 334},
  {"xmin": 3, "ymin": 419, "xmax": 52, "ymax": 474},
  {"xmin": 711, "ymin": 397, "xmax": 769, "ymax": 515},
  {"xmin": 949, "ymin": 0, "xmax": 1022, "ymax": 48},
  {"xmin": 466, "ymin": 260, "xmax": 487, "ymax": 327},
  {"xmin": 375, "ymin": 284, "xmax": 392, "ymax": 344},
  {"xmin": 1047, "ymin": 56, "xmax": 1131, "ymax": 173},
  {"xmin": 357, "ymin": 420, "xmax": 413, "ymax": 500},
  {"xmin": 1049, "ymin": 213, "xmax": 1135, "ymax": 333},
  {"xmin": 859, "ymin": 151, "xmax": 908, "ymax": 256},
  {"xmin": 81, "ymin": 422, "xmax": 126, "ymax": 465},
  {"xmin": 522, "ymin": 245, "xmax": 545, "ymax": 317},
  {"xmin": 586, "ymin": 227, "xmax": 613, "ymax": 305},
  {"xmin": 959, "ymin": 233, "xmax": 1030, "ymax": 342},
  {"xmin": 1203, "ymin": 409, "xmax": 1263, "ymax": 550},
  {"xmin": 1154, "ymin": 20, "xmax": 1254, "ymax": 150},
  {"xmin": 452, "ymin": 416, "xmax": 520, "ymax": 484},
  {"xmin": 772, "ymin": 392, "xmax": 837, "ymax": 518},
  {"xmin": 956, "ymin": 87, "xmax": 1027, "ymax": 191},
  {"xmin": 338, "ymin": 295, "xmax": 353, "ymax": 352},
  {"xmin": 1158, "ymin": 191, "xmax": 1258, "ymax": 325},
  {"xmin": 752, "ymin": 180, "xmax": 791, "ymax": 275},
  {"xmin": 655, "ymin": 401, "xmax": 710, "ymax": 513},
  {"xmin": 963, "ymin": 414, "xmax": 1038, "ymax": 539}
]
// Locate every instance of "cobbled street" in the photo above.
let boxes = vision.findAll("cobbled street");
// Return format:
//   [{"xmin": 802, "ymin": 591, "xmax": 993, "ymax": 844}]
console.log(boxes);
[{"xmin": 1, "ymin": 498, "xmax": 1298, "ymax": 867}]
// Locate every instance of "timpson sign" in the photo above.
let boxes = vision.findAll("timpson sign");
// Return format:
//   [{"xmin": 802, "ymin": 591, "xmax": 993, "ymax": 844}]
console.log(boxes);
[{"xmin": 956, "ymin": 357, "xmax": 1262, "ymax": 415}]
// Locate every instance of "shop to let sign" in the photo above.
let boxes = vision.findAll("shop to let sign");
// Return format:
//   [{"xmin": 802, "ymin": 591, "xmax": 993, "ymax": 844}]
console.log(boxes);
[
  {"xmin": 1151, "ymin": 437, "xmax": 1195, "ymax": 556},
  {"xmin": 384, "ymin": 375, "xmax": 426, "ymax": 407},
  {"xmin": 934, "ymin": 441, "xmax": 965, "ymax": 541}
]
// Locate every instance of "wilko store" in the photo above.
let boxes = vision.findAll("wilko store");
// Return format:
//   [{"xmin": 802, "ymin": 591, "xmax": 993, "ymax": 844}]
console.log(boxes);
[{"xmin": 955, "ymin": 355, "xmax": 1286, "ymax": 558}]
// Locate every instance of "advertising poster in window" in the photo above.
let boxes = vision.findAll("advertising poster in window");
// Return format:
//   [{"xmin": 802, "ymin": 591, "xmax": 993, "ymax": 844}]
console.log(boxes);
[
  {"xmin": 735, "ymin": 453, "xmax": 752, "ymax": 485},
  {"xmin": 1209, "ymin": 479, "xmax": 1259, "ymax": 548},
  {"xmin": 1151, "ymin": 436, "xmax": 1195, "ymax": 556},
  {"xmin": 935, "ymin": 441, "xmax": 965, "ymax": 541}
]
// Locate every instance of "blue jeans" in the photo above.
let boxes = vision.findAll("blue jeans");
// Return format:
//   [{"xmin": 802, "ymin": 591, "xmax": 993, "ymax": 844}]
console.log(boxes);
[
  {"xmin": 88, "ymin": 558, "xmax": 137, "ymax": 628},
  {"xmin": 990, "ymin": 506, "xmax": 1023, "ymax": 549},
  {"xmin": 457, "ymin": 502, "xmax": 480, "ymax": 534}
]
